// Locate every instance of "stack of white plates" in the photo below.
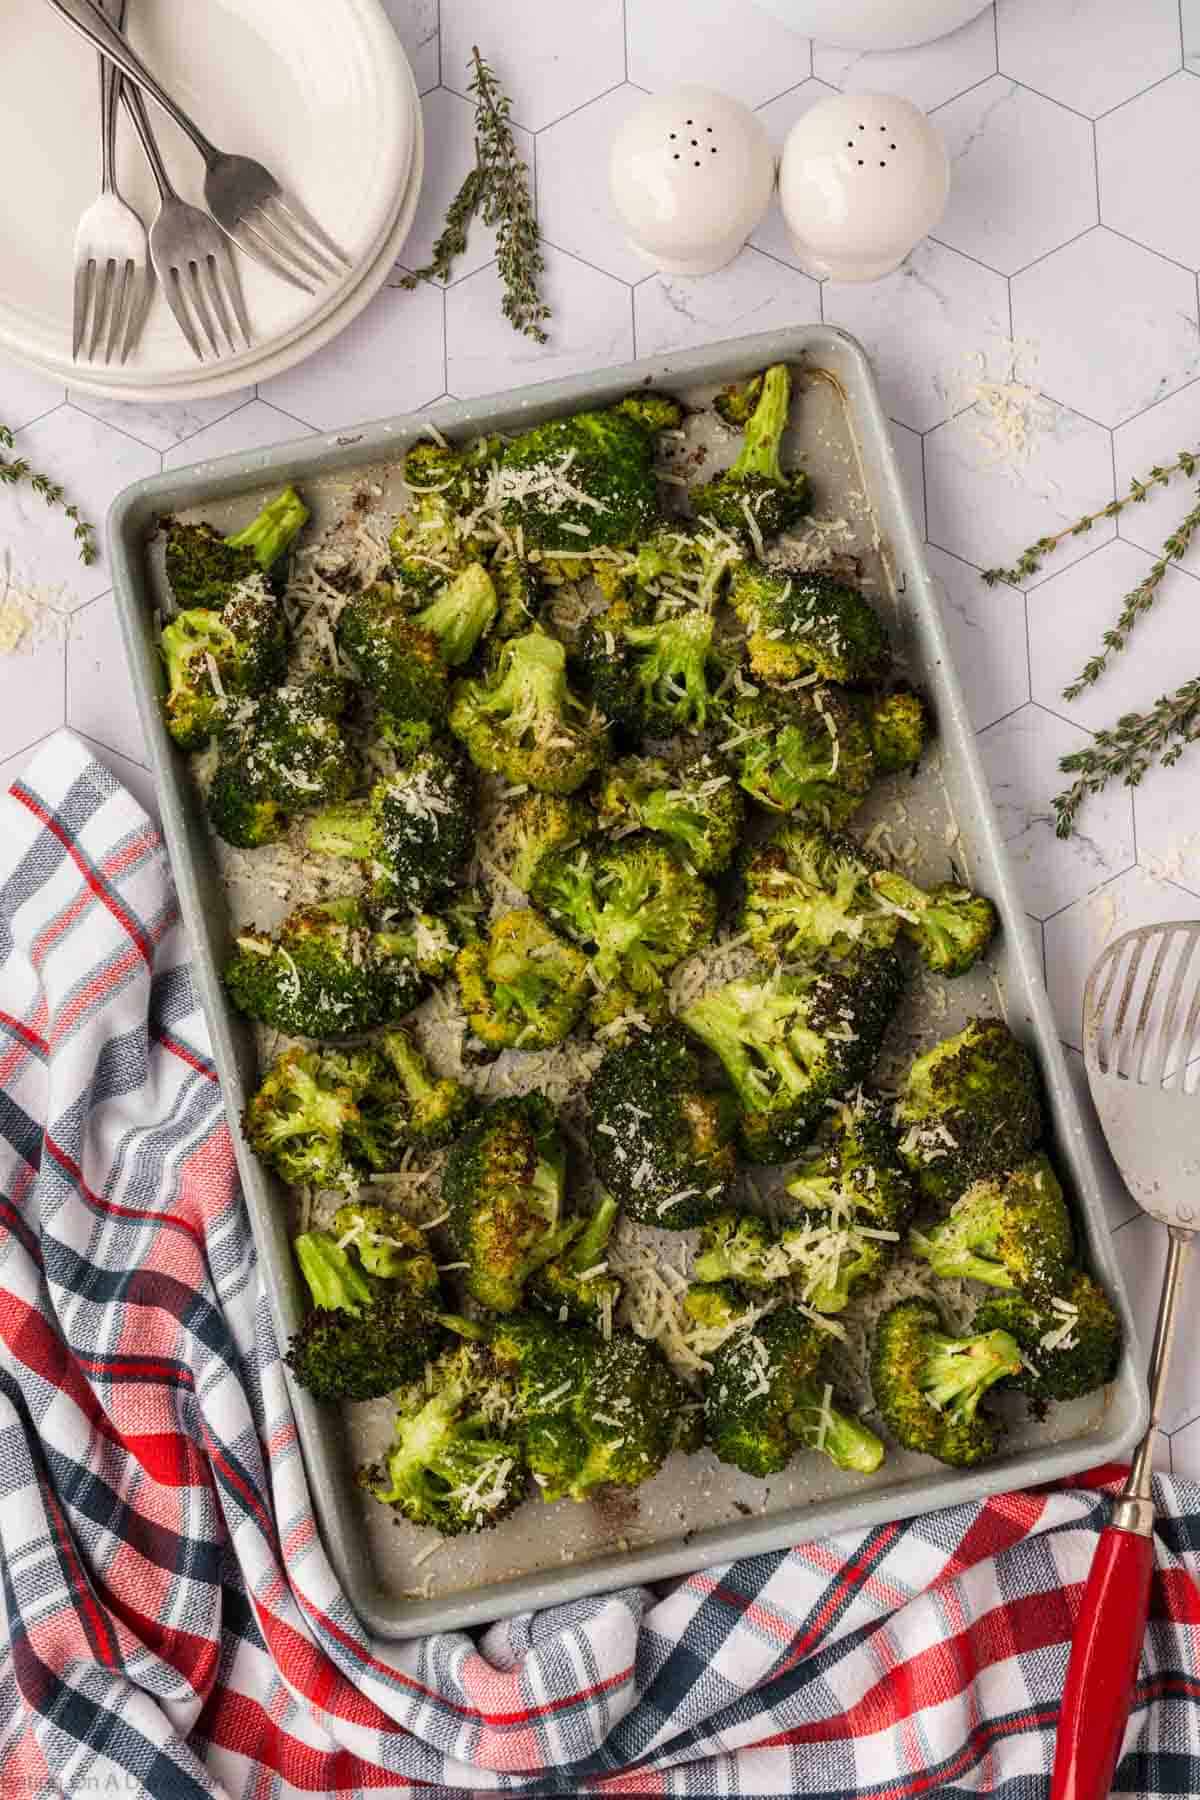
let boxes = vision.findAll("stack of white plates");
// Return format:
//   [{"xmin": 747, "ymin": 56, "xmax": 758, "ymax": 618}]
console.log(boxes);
[{"xmin": 0, "ymin": 0, "xmax": 424, "ymax": 401}]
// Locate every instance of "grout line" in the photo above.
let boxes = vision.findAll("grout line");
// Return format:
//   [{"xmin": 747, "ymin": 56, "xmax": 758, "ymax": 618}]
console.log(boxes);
[
  {"xmin": 1093, "ymin": 65, "xmax": 1188, "ymax": 124},
  {"xmin": 532, "ymin": 78, "xmax": 628, "ymax": 138},
  {"xmin": 1008, "ymin": 222, "xmax": 1101, "ymax": 285},
  {"xmin": 1022, "ymin": 587, "xmax": 1033, "ymax": 704},
  {"xmin": 1091, "ymin": 118, "xmax": 1101, "ymax": 224},
  {"xmin": 538, "ymin": 239, "xmax": 635, "ymax": 289},
  {"xmin": 436, "ymin": 0, "xmax": 442, "ymax": 88},
  {"xmin": 1100, "ymin": 222, "xmax": 1200, "ymax": 282},
  {"xmin": 8, "ymin": 399, "xmax": 67, "ymax": 436},
  {"xmin": 925, "ymin": 234, "xmax": 1010, "ymax": 282},
  {"xmin": 622, "ymin": 0, "xmax": 628, "ymax": 81}
]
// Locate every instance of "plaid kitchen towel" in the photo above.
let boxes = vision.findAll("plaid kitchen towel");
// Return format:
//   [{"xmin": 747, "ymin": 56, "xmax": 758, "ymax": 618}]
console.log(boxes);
[{"xmin": 0, "ymin": 730, "xmax": 1197, "ymax": 1800}]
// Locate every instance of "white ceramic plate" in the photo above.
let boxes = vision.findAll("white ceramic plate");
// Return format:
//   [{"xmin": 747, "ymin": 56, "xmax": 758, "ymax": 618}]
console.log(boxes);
[{"xmin": 0, "ymin": 0, "xmax": 417, "ymax": 393}]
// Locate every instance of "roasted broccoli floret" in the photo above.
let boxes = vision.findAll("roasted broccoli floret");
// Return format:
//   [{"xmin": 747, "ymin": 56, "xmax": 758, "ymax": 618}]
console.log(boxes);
[
  {"xmin": 328, "ymin": 1203, "xmax": 440, "ymax": 1296},
  {"xmin": 578, "ymin": 601, "xmax": 725, "ymax": 739},
  {"xmin": 730, "ymin": 566, "xmax": 890, "ymax": 687},
  {"xmin": 704, "ymin": 1307, "xmax": 884, "ymax": 1477},
  {"xmin": 682, "ymin": 1280, "xmax": 756, "ymax": 1334},
  {"xmin": 160, "ymin": 576, "xmax": 286, "ymax": 749},
  {"xmin": 360, "ymin": 1342, "xmax": 527, "ymax": 1532},
  {"xmin": 869, "ymin": 867, "xmax": 998, "ymax": 977},
  {"xmin": 285, "ymin": 1228, "xmax": 448, "ymax": 1402},
  {"xmin": 909, "ymin": 1153, "xmax": 1073, "ymax": 1297},
  {"xmin": 894, "ymin": 1018, "xmax": 1042, "ymax": 1204},
  {"xmin": 586, "ymin": 1024, "xmax": 738, "ymax": 1226},
  {"xmin": 207, "ymin": 673, "xmax": 356, "ymax": 849},
  {"xmin": 737, "ymin": 823, "xmax": 895, "ymax": 962},
  {"xmin": 871, "ymin": 1299, "xmax": 1022, "ymax": 1468},
  {"xmin": 529, "ymin": 1193, "xmax": 622, "ymax": 1327},
  {"xmin": 337, "ymin": 581, "xmax": 448, "ymax": 725},
  {"xmin": 224, "ymin": 899, "xmax": 445, "ymax": 1037},
  {"xmin": 489, "ymin": 1313, "xmax": 694, "ymax": 1500},
  {"xmin": 455, "ymin": 908, "xmax": 589, "ymax": 1051},
  {"xmin": 863, "ymin": 687, "xmax": 930, "ymax": 775},
  {"xmin": 306, "ymin": 741, "xmax": 474, "ymax": 910},
  {"xmin": 786, "ymin": 1091, "xmax": 915, "ymax": 1232},
  {"xmin": 450, "ymin": 631, "xmax": 607, "ymax": 793},
  {"xmin": 681, "ymin": 953, "xmax": 904, "ymax": 1163},
  {"xmin": 975, "ymin": 1271, "xmax": 1122, "ymax": 1403},
  {"xmin": 713, "ymin": 370, "xmax": 765, "ymax": 428},
  {"xmin": 723, "ymin": 684, "xmax": 875, "ymax": 824},
  {"xmin": 355, "ymin": 1027, "xmax": 472, "ymax": 1158},
  {"xmin": 441, "ymin": 1095, "xmax": 580, "ymax": 1312},
  {"xmin": 496, "ymin": 395, "xmax": 681, "ymax": 552},
  {"xmin": 243, "ymin": 1046, "xmax": 374, "ymax": 1192},
  {"xmin": 595, "ymin": 751, "xmax": 745, "ymax": 876},
  {"xmin": 388, "ymin": 436, "xmax": 497, "ymax": 597},
  {"xmin": 486, "ymin": 790, "xmax": 592, "ymax": 893},
  {"xmin": 531, "ymin": 834, "xmax": 716, "ymax": 1002},
  {"xmin": 164, "ymin": 485, "xmax": 309, "ymax": 609},
  {"xmin": 491, "ymin": 554, "xmax": 541, "ymax": 637},
  {"xmin": 690, "ymin": 364, "xmax": 812, "ymax": 544},
  {"xmin": 631, "ymin": 523, "xmax": 745, "ymax": 610}
]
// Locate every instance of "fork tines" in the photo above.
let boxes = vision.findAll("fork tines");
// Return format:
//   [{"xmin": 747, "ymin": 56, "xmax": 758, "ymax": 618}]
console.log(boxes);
[
  {"xmin": 231, "ymin": 193, "xmax": 351, "ymax": 294},
  {"xmin": 162, "ymin": 248, "xmax": 252, "ymax": 361},
  {"xmin": 1085, "ymin": 921, "xmax": 1200, "ymax": 1089},
  {"xmin": 73, "ymin": 253, "xmax": 142, "ymax": 365}
]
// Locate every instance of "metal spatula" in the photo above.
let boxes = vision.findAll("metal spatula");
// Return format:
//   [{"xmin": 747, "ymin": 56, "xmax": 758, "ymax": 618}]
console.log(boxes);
[{"xmin": 1052, "ymin": 921, "xmax": 1200, "ymax": 1800}]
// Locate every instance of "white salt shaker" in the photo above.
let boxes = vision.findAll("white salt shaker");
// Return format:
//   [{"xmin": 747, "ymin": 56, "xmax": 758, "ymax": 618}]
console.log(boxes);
[
  {"xmin": 609, "ymin": 87, "xmax": 775, "ymax": 276},
  {"xmin": 778, "ymin": 92, "xmax": 949, "ymax": 281}
]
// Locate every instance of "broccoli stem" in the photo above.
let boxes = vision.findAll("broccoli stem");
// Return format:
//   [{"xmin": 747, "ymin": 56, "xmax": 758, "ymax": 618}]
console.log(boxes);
[
  {"xmin": 565, "ymin": 1193, "xmax": 619, "ymax": 1273},
  {"xmin": 379, "ymin": 1029, "xmax": 435, "ymax": 1105},
  {"xmin": 732, "ymin": 364, "xmax": 790, "ymax": 485},
  {"xmin": 437, "ymin": 1313, "xmax": 490, "ymax": 1342},
  {"xmin": 908, "ymin": 1226, "xmax": 1014, "ymax": 1289},
  {"xmin": 294, "ymin": 1232, "xmax": 374, "ymax": 1314},
  {"xmin": 787, "ymin": 1387, "xmax": 884, "ymax": 1473},
  {"xmin": 482, "ymin": 631, "xmax": 567, "ymax": 725},
  {"xmin": 412, "ymin": 564, "xmax": 499, "ymax": 666},
  {"xmin": 224, "ymin": 486, "xmax": 310, "ymax": 569},
  {"xmin": 920, "ymin": 1328, "xmax": 1021, "ymax": 1418},
  {"xmin": 306, "ymin": 801, "xmax": 375, "ymax": 861}
]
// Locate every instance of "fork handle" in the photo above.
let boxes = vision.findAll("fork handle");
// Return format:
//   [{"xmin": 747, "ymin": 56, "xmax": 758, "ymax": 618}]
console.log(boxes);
[
  {"xmin": 97, "ymin": 0, "xmax": 124, "ymax": 192},
  {"xmin": 1050, "ymin": 1524, "xmax": 1155, "ymax": 1800},
  {"xmin": 42, "ymin": 0, "xmax": 217, "ymax": 164}
]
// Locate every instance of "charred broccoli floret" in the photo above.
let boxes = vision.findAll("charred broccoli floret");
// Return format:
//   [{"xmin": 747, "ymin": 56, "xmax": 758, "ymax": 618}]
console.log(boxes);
[
  {"xmin": 441, "ymin": 1095, "xmax": 580, "ymax": 1313},
  {"xmin": 722, "ymin": 684, "xmax": 875, "ymax": 824},
  {"xmin": 454, "ymin": 908, "xmax": 589, "ymax": 1051},
  {"xmin": 681, "ymin": 953, "xmax": 904, "ymax": 1163},
  {"xmin": 328, "ymin": 1203, "xmax": 440, "ymax": 1295},
  {"xmin": 595, "ymin": 751, "xmax": 745, "ymax": 876},
  {"xmin": 243, "ymin": 1047, "xmax": 374, "ymax": 1192},
  {"xmin": 496, "ymin": 395, "xmax": 682, "ymax": 552},
  {"xmin": 450, "ymin": 631, "xmax": 607, "ymax": 793},
  {"xmin": 285, "ymin": 1228, "xmax": 448, "ymax": 1402},
  {"xmin": 863, "ymin": 687, "xmax": 930, "ymax": 775},
  {"xmin": 909, "ymin": 1153, "xmax": 1073, "ymax": 1297},
  {"xmin": 631, "ymin": 523, "xmax": 745, "ymax": 611},
  {"xmin": 164, "ymin": 485, "xmax": 309, "ymax": 609},
  {"xmin": 704, "ymin": 1306, "xmax": 884, "ymax": 1477},
  {"xmin": 730, "ymin": 566, "xmax": 890, "ymax": 687},
  {"xmin": 531, "ymin": 834, "xmax": 717, "ymax": 1002},
  {"xmin": 486, "ymin": 789, "xmax": 592, "ymax": 893},
  {"xmin": 388, "ymin": 436, "xmax": 497, "ymax": 597},
  {"xmin": 975, "ymin": 1271, "xmax": 1122, "ymax": 1403},
  {"xmin": 306, "ymin": 741, "xmax": 474, "ymax": 910},
  {"xmin": 894, "ymin": 1019, "xmax": 1042, "ymax": 1204},
  {"xmin": 529, "ymin": 1193, "xmax": 622, "ymax": 1327},
  {"xmin": 869, "ymin": 867, "xmax": 998, "ymax": 977},
  {"xmin": 489, "ymin": 1313, "xmax": 695, "ymax": 1500},
  {"xmin": 206, "ymin": 673, "xmax": 356, "ymax": 849},
  {"xmin": 736, "ymin": 823, "xmax": 895, "ymax": 962},
  {"xmin": 337, "ymin": 581, "xmax": 446, "ymax": 725},
  {"xmin": 224, "ymin": 899, "xmax": 447, "ymax": 1037},
  {"xmin": 690, "ymin": 364, "xmax": 812, "ymax": 544},
  {"xmin": 586, "ymin": 1024, "xmax": 738, "ymax": 1226},
  {"xmin": 491, "ymin": 555, "xmax": 541, "ymax": 636},
  {"xmin": 786, "ymin": 1091, "xmax": 915, "ymax": 1231},
  {"xmin": 871, "ymin": 1299, "xmax": 1022, "ymax": 1468},
  {"xmin": 160, "ymin": 576, "xmax": 286, "ymax": 750},
  {"xmin": 355, "ymin": 1028, "xmax": 472, "ymax": 1158},
  {"xmin": 578, "ymin": 601, "xmax": 726, "ymax": 739},
  {"xmin": 713, "ymin": 370, "xmax": 765, "ymax": 428},
  {"xmin": 360, "ymin": 1342, "xmax": 527, "ymax": 1532}
]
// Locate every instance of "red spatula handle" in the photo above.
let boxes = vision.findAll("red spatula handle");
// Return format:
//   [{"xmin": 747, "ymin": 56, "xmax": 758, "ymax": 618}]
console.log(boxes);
[{"xmin": 1050, "ymin": 1524, "xmax": 1154, "ymax": 1800}]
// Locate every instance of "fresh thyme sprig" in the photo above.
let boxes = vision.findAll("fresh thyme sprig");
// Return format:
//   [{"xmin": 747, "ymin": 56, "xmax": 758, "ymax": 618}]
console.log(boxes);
[
  {"xmin": 1062, "ymin": 486, "xmax": 1200, "ymax": 697},
  {"xmin": 399, "ymin": 49, "xmax": 549, "ymax": 343},
  {"xmin": 1053, "ymin": 674, "xmax": 1200, "ymax": 838},
  {"xmin": 980, "ymin": 448, "xmax": 1199, "ymax": 587},
  {"xmin": 0, "ymin": 424, "xmax": 97, "ymax": 565}
]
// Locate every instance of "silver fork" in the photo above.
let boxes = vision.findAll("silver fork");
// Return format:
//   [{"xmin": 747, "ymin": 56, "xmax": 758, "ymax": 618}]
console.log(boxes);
[
  {"xmin": 44, "ymin": 0, "xmax": 350, "ymax": 295},
  {"xmin": 71, "ymin": 0, "xmax": 149, "ymax": 363},
  {"xmin": 120, "ymin": 79, "xmax": 250, "ymax": 360}
]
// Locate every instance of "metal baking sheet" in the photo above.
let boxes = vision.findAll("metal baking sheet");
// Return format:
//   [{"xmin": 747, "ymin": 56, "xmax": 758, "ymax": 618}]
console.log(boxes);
[{"xmin": 108, "ymin": 324, "xmax": 1149, "ymax": 1639}]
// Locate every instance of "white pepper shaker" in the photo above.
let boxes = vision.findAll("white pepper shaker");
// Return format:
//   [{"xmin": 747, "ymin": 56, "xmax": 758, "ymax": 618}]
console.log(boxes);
[
  {"xmin": 778, "ymin": 92, "xmax": 949, "ymax": 281},
  {"xmin": 609, "ymin": 87, "xmax": 775, "ymax": 276}
]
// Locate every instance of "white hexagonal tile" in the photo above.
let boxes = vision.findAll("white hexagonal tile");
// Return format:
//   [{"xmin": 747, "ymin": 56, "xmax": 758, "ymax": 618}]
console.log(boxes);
[
  {"xmin": 933, "ymin": 78, "xmax": 1097, "ymax": 276},
  {"xmin": 628, "ymin": 0, "xmax": 812, "ymax": 106},
  {"xmin": 536, "ymin": 86, "xmax": 650, "ymax": 284},
  {"xmin": 925, "ymin": 400, "xmax": 1115, "ymax": 577},
  {"xmin": 446, "ymin": 245, "xmax": 632, "ymax": 401},
  {"xmin": 260, "ymin": 282, "xmax": 444, "ymax": 430},
  {"xmin": 0, "ymin": 350, "xmax": 64, "ymax": 432},
  {"xmin": 1011, "ymin": 231, "xmax": 1200, "ymax": 429},
  {"xmin": 162, "ymin": 401, "xmax": 314, "ymax": 471},
  {"xmin": 997, "ymin": 0, "xmax": 1181, "ymax": 119},
  {"xmin": 1113, "ymin": 383, "xmax": 1200, "ymax": 580},
  {"xmin": 0, "ymin": 407, "xmax": 159, "ymax": 607},
  {"xmin": 750, "ymin": 82, "xmax": 840, "ymax": 272},
  {"xmin": 1098, "ymin": 74, "xmax": 1200, "ymax": 271},
  {"xmin": 925, "ymin": 542, "xmax": 1028, "ymax": 731},
  {"xmin": 823, "ymin": 240, "xmax": 1010, "ymax": 433},
  {"xmin": 403, "ymin": 89, "xmax": 535, "ymax": 285},
  {"xmin": 889, "ymin": 420, "xmax": 926, "ymax": 541},
  {"xmin": 66, "ymin": 596, "xmax": 149, "ymax": 769},
  {"xmin": 379, "ymin": 0, "xmax": 439, "ymax": 92},
  {"xmin": 1131, "ymin": 757, "xmax": 1200, "ymax": 899},
  {"xmin": 634, "ymin": 247, "xmax": 820, "ymax": 359},
  {"xmin": 0, "ymin": 617, "xmax": 65, "ymax": 764},
  {"xmin": 812, "ymin": 7, "xmax": 997, "ymax": 113},
  {"xmin": 1110, "ymin": 1212, "xmax": 1200, "ymax": 1433},
  {"xmin": 1187, "ymin": 0, "xmax": 1200, "ymax": 75},
  {"xmin": 66, "ymin": 387, "xmax": 255, "ymax": 455},
  {"xmin": 1044, "ymin": 866, "xmax": 1200, "ymax": 1053},
  {"xmin": 1060, "ymin": 1045, "xmax": 1141, "ymax": 1234},
  {"xmin": 976, "ymin": 703, "xmax": 1134, "ymax": 919},
  {"xmin": 441, "ymin": 0, "xmax": 625, "ymax": 131},
  {"xmin": 1028, "ymin": 539, "xmax": 1200, "ymax": 732}
]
